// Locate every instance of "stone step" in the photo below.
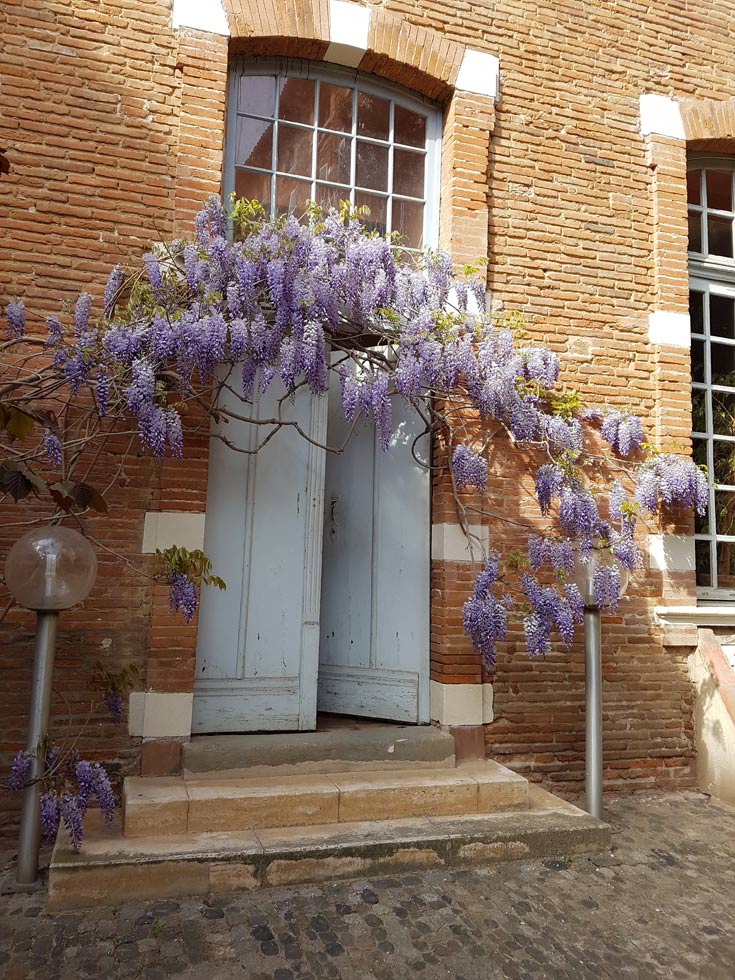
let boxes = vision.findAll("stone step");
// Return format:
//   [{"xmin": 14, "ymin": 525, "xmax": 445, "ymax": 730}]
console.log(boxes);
[
  {"xmin": 183, "ymin": 725, "xmax": 456, "ymax": 779},
  {"xmin": 48, "ymin": 786, "xmax": 610, "ymax": 910},
  {"xmin": 123, "ymin": 762, "xmax": 528, "ymax": 838}
]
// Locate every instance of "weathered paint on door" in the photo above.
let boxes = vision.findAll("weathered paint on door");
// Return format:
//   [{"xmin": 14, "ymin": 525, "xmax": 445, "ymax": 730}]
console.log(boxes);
[
  {"xmin": 192, "ymin": 376, "xmax": 327, "ymax": 733},
  {"xmin": 318, "ymin": 380, "xmax": 431, "ymax": 723}
]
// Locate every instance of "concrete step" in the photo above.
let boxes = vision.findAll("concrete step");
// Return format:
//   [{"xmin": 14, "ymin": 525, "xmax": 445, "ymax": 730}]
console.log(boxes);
[
  {"xmin": 123, "ymin": 762, "xmax": 528, "ymax": 837},
  {"xmin": 183, "ymin": 725, "xmax": 456, "ymax": 779},
  {"xmin": 48, "ymin": 786, "xmax": 610, "ymax": 910}
]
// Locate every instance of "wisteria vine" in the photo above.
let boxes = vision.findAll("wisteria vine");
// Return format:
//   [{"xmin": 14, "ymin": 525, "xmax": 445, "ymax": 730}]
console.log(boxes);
[{"xmin": 2, "ymin": 196, "xmax": 709, "ymax": 671}]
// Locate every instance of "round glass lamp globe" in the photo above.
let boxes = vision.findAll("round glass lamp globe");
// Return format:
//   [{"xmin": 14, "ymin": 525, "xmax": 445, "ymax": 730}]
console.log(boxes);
[
  {"xmin": 572, "ymin": 547, "xmax": 629, "ymax": 608},
  {"xmin": 4, "ymin": 527, "xmax": 97, "ymax": 611}
]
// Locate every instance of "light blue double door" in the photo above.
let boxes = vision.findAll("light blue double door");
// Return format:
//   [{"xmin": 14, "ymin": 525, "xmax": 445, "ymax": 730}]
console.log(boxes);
[{"xmin": 192, "ymin": 376, "xmax": 430, "ymax": 734}]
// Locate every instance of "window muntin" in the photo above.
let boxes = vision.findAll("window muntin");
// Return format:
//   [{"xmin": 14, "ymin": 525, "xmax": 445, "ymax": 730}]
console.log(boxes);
[
  {"xmin": 689, "ymin": 159, "xmax": 735, "ymax": 597},
  {"xmin": 227, "ymin": 61, "xmax": 441, "ymax": 251}
]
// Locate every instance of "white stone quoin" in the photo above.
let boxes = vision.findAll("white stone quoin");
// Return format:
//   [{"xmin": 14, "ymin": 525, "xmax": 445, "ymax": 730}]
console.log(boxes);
[
  {"xmin": 128, "ymin": 692, "xmax": 194, "ymax": 739},
  {"xmin": 142, "ymin": 512, "xmax": 206, "ymax": 554},
  {"xmin": 431, "ymin": 523, "xmax": 489, "ymax": 563},
  {"xmin": 171, "ymin": 0, "xmax": 230, "ymax": 35},
  {"xmin": 647, "ymin": 311, "xmax": 690, "ymax": 348},
  {"xmin": 639, "ymin": 94, "xmax": 685, "ymax": 140},
  {"xmin": 325, "ymin": 0, "xmax": 370, "ymax": 68},
  {"xmin": 456, "ymin": 49, "xmax": 500, "ymax": 100},
  {"xmin": 648, "ymin": 534, "xmax": 695, "ymax": 573}
]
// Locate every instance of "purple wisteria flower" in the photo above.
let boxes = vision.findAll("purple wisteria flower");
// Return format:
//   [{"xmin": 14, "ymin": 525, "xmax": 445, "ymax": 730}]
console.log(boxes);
[
  {"xmin": 59, "ymin": 793, "xmax": 84, "ymax": 850},
  {"xmin": 168, "ymin": 571, "xmax": 198, "ymax": 622},
  {"xmin": 43, "ymin": 429, "xmax": 63, "ymax": 468},
  {"xmin": 592, "ymin": 564, "xmax": 622, "ymax": 610},
  {"xmin": 103, "ymin": 265, "xmax": 125, "ymax": 316},
  {"xmin": 6, "ymin": 299, "xmax": 25, "ymax": 339},
  {"xmin": 635, "ymin": 454, "xmax": 709, "ymax": 515},
  {"xmin": 452, "ymin": 445, "xmax": 488, "ymax": 492},
  {"xmin": 600, "ymin": 410, "xmax": 644, "ymax": 457},
  {"xmin": 7, "ymin": 750, "xmax": 31, "ymax": 791},
  {"xmin": 40, "ymin": 791, "xmax": 60, "ymax": 842},
  {"xmin": 463, "ymin": 552, "xmax": 509, "ymax": 668},
  {"xmin": 104, "ymin": 692, "xmax": 123, "ymax": 724}
]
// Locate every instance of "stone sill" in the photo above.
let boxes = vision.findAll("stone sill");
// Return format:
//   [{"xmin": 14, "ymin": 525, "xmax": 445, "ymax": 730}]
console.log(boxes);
[{"xmin": 654, "ymin": 605, "xmax": 735, "ymax": 628}]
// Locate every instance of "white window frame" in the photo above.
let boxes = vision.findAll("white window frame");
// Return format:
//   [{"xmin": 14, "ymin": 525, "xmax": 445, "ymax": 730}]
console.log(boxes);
[
  {"xmin": 224, "ymin": 57, "xmax": 442, "ymax": 251},
  {"xmin": 688, "ymin": 155, "xmax": 735, "ymax": 600}
]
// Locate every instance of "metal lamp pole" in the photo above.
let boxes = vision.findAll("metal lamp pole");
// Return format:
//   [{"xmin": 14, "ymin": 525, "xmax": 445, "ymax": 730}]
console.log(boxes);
[
  {"xmin": 4, "ymin": 527, "xmax": 97, "ymax": 887},
  {"xmin": 16, "ymin": 606, "xmax": 58, "ymax": 884},
  {"xmin": 583, "ymin": 603, "xmax": 603, "ymax": 820}
]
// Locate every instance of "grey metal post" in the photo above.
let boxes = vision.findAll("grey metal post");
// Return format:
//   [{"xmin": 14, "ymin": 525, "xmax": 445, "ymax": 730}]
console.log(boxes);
[
  {"xmin": 16, "ymin": 610, "xmax": 58, "ymax": 885},
  {"xmin": 584, "ymin": 606, "xmax": 603, "ymax": 820}
]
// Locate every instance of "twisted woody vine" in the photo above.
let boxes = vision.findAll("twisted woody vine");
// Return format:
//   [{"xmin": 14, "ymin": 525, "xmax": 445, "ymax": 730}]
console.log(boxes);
[{"xmin": 2, "ymin": 195, "xmax": 707, "ymax": 847}]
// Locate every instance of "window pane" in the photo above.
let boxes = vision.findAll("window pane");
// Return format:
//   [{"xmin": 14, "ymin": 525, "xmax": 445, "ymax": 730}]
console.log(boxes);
[
  {"xmin": 356, "ymin": 141, "xmax": 389, "ymax": 191},
  {"xmin": 687, "ymin": 169, "xmax": 701, "ymax": 206},
  {"xmin": 275, "ymin": 176, "xmax": 311, "ymax": 216},
  {"xmin": 235, "ymin": 169, "xmax": 271, "ymax": 213},
  {"xmin": 716, "ymin": 490, "xmax": 735, "ymax": 537},
  {"xmin": 395, "ymin": 104, "xmax": 426, "ymax": 148},
  {"xmin": 393, "ymin": 149, "xmax": 425, "ymax": 198},
  {"xmin": 688, "ymin": 211, "xmax": 702, "ymax": 253},
  {"xmin": 717, "ymin": 541, "xmax": 735, "ymax": 588},
  {"xmin": 710, "ymin": 294, "xmax": 735, "ymax": 339},
  {"xmin": 707, "ymin": 170, "xmax": 733, "ymax": 211},
  {"xmin": 713, "ymin": 439, "xmax": 735, "ymax": 484},
  {"xmin": 692, "ymin": 386, "xmax": 706, "ymax": 433},
  {"xmin": 696, "ymin": 540, "xmax": 712, "ymax": 587},
  {"xmin": 319, "ymin": 83, "xmax": 353, "ymax": 132},
  {"xmin": 316, "ymin": 132, "xmax": 351, "ymax": 185},
  {"xmin": 392, "ymin": 198, "xmax": 424, "ymax": 248},
  {"xmin": 239, "ymin": 76, "xmax": 276, "ymax": 116},
  {"xmin": 354, "ymin": 191, "xmax": 388, "ymax": 235},
  {"xmin": 277, "ymin": 124, "xmax": 313, "ymax": 178},
  {"xmin": 690, "ymin": 290, "xmax": 704, "ymax": 334},
  {"xmin": 712, "ymin": 391, "xmax": 735, "ymax": 438},
  {"xmin": 314, "ymin": 182, "xmax": 350, "ymax": 212},
  {"xmin": 691, "ymin": 338, "xmax": 705, "ymax": 384},
  {"xmin": 695, "ymin": 501, "xmax": 711, "ymax": 535},
  {"xmin": 279, "ymin": 77, "xmax": 315, "ymax": 125},
  {"xmin": 357, "ymin": 91, "xmax": 390, "ymax": 140},
  {"xmin": 710, "ymin": 340, "xmax": 735, "ymax": 386},
  {"xmin": 693, "ymin": 438, "xmax": 708, "ymax": 469},
  {"xmin": 236, "ymin": 117, "xmax": 273, "ymax": 170},
  {"xmin": 708, "ymin": 214, "xmax": 733, "ymax": 257}
]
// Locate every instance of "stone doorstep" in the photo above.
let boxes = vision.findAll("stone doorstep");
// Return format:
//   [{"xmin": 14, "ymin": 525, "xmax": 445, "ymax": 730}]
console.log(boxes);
[
  {"xmin": 48, "ymin": 787, "xmax": 611, "ymax": 910},
  {"xmin": 183, "ymin": 726, "xmax": 457, "ymax": 778},
  {"xmin": 123, "ymin": 761, "xmax": 530, "ymax": 838}
]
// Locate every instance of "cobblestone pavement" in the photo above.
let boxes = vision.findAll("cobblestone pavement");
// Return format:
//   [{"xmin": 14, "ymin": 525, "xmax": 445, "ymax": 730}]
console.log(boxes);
[{"xmin": 1, "ymin": 792, "xmax": 734, "ymax": 980}]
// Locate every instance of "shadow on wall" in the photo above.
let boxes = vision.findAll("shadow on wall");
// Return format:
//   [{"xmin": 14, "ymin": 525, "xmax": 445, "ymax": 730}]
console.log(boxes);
[{"xmin": 689, "ymin": 635, "xmax": 735, "ymax": 805}]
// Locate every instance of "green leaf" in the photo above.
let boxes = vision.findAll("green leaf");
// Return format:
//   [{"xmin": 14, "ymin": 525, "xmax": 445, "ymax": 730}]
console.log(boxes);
[
  {"xmin": 72, "ymin": 483, "xmax": 108, "ymax": 513},
  {"xmin": 2, "ymin": 468, "xmax": 33, "ymax": 501},
  {"xmin": 4, "ymin": 407, "xmax": 35, "ymax": 439}
]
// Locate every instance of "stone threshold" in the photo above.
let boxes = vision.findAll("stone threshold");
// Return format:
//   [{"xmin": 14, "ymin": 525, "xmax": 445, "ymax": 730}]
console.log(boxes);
[{"xmin": 48, "ymin": 787, "xmax": 610, "ymax": 910}]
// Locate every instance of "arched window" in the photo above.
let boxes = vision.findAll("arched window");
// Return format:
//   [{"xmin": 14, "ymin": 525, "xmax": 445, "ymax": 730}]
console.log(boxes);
[
  {"xmin": 225, "ymin": 59, "xmax": 442, "ymax": 251},
  {"xmin": 688, "ymin": 158, "xmax": 735, "ymax": 597}
]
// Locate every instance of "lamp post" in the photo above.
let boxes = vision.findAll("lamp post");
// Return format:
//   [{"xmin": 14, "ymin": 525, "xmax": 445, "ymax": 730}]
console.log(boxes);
[
  {"xmin": 4, "ymin": 526, "xmax": 97, "ymax": 885},
  {"xmin": 573, "ymin": 550, "xmax": 628, "ymax": 820}
]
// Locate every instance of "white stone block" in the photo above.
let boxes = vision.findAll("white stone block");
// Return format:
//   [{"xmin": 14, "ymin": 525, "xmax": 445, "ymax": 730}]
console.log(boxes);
[
  {"xmin": 129, "ymin": 692, "xmax": 194, "ymax": 738},
  {"xmin": 648, "ymin": 310, "xmax": 690, "ymax": 347},
  {"xmin": 431, "ymin": 523, "xmax": 489, "ymax": 563},
  {"xmin": 142, "ymin": 512, "xmax": 206, "ymax": 554},
  {"xmin": 639, "ymin": 94, "xmax": 685, "ymax": 140},
  {"xmin": 648, "ymin": 534, "xmax": 696, "ymax": 573},
  {"xmin": 325, "ymin": 0, "xmax": 370, "ymax": 68},
  {"xmin": 172, "ymin": 0, "xmax": 229, "ymax": 36},
  {"xmin": 430, "ymin": 681, "xmax": 483, "ymax": 726},
  {"xmin": 456, "ymin": 49, "xmax": 500, "ymax": 99},
  {"xmin": 482, "ymin": 683, "xmax": 494, "ymax": 724}
]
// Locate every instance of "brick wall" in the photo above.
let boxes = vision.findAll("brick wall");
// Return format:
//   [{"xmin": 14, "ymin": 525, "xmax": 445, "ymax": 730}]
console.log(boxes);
[{"xmin": 5, "ymin": 0, "xmax": 735, "ymax": 834}]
